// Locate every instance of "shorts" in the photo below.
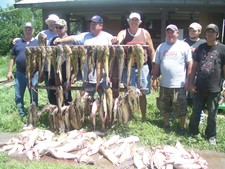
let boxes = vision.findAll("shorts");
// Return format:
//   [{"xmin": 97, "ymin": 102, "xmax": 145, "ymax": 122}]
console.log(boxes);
[
  {"xmin": 121, "ymin": 64, "xmax": 150, "ymax": 95},
  {"xmin": 157, "ymin": 87, "xmax": 188, "ymax": 116}
]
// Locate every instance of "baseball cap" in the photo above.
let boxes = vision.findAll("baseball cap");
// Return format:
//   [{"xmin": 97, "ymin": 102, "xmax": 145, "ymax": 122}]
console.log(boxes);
[
  {"xmin": 24, "ymin": 22, "xmax": 33, "ymax": 29},
  {"xmin": 205, "ymin": 23, "xmax": 219, "ymax": 33},
  {"xmin": 166, "ymin": 24, "xmax": 178, "ymax": 32},
  {"xmin": 55, "ymin": 19, "xmax": 67, "ymax": 27},
  {"xmin": 128, "ymin": 12, "xmax": 141, "ymax": 20},
  {"xmin": 189, "ymin": 22, "xmax": 202, "ymax": 31},
  {"xmin": 45, "ymin": 14, "xmax": 59, "ymax": 24},
  {"xmin": 89, "ymin": 15, "xmax": 103, "ymax": 24}
]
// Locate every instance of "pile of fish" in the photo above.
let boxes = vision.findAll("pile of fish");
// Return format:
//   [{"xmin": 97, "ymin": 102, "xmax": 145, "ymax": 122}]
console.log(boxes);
[
  {"xmin": 27, "ymin": 85, "xmax": 142, "ymax": 133},
  {"xmin": 25, "ymin": 42, "xmax": 145, "ymax": 91},
  {"xmin": 0, "ymin": 126, "xmax": 208, "ymax": 169}
]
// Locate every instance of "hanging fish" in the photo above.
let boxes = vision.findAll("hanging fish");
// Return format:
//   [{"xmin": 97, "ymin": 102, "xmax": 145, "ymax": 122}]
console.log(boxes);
[
  {"xmin": 115, "ymin": 45, "xmax": 124, "ymax": 93},
  {"xmin": 134, "ymin": 44, "xmax": 144, "ymax": 88},
  {"xmin": 63, "ymin": 45, "xmax": 72, "ymax": 84},
  {"xmin": 38, "ymin": 32, "xmax": 47, "ymax": 46},
  {"xmin": 105, "ymin": 87, "xmax": 113, "ymax": 127},
  {"xmin": 102, "ymin": 46, "xmax": 109, "ymax": 86},
  {"xmin": 56, "ymin": 46, "xmax": 63, "ymax": 85},
  {"xmin": 79, "ymin": 46, "xmax": 87, "ymax": 81},
  {"xmin": 46, "ymin": 46, "xmax": 53, "ymax": 81},
  {"xmin": 71, "ymin": 46, "xmax": 79, "ymax": 83},
  {"xmin": 39, "ymin": 46, "xmax": 47, "ymax": 83},
  {"xmin": 108, "ymin": 45, "xmax": 116, "ymax": 79},
  {"xmin": 96, "ymin": 46, "xmax": 104, "ymax": 91},
  {"xmin": 51, "ymin": 47, "xmax": 57, "ymax": 83},
  {"xmin": 86, "ymin": 46, "xmax": 94, "ymax": 83},
  {"xmin": 126, "ymin": 46, "xmax": 135, "ymax": 85}
]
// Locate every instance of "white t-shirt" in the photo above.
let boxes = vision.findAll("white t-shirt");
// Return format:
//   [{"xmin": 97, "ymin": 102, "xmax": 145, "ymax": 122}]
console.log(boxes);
[{"xmin": 154, "ymin": 40, "xmax": 192, "ymax": 88}]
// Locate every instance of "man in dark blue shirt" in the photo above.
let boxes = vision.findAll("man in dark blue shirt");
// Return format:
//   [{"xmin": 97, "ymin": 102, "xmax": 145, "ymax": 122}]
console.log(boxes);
[{"xmin": 7, "ymin": 22, "xmax": 39, "ymax": 117}]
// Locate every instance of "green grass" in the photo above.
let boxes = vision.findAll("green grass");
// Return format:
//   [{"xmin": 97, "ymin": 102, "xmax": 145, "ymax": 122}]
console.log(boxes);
[{"xmin": 1, "ymin": 55, "xmax": 225, "ymax": 168}]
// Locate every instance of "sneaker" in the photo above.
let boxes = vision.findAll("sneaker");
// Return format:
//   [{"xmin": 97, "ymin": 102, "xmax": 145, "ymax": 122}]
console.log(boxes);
[
  {"xmin": 200, "ymin": 111, "xmax": 204, "ymax": 124},
  {"xmin": 209, "ymin": 137, "xmax": 216, "ymax": 145}
]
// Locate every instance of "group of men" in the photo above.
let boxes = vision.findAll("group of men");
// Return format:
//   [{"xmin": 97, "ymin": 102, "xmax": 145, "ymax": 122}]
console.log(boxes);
[{"xmin": 7, "ymin": 12, "xmax": 225, "ymax": 145}]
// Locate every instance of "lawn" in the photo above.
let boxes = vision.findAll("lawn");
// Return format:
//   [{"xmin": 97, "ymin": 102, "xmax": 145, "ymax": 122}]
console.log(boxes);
[{"xmin": 0, "ymin": 55, "xmax": 225, "ymax": 168}]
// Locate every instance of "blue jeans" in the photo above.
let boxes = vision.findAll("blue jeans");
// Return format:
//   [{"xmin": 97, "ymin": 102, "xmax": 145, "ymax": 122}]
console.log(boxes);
[
  {"xmin": 122, "ymin": 64, "xmax": 150, "ymax": 95},
  {"xmin": 15, "ymin": 70, "xmax": 38, "ymax": 116}
]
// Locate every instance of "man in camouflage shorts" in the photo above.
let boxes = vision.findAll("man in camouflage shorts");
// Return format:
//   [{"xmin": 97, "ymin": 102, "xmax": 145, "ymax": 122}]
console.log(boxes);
[{"xmin": 152, "ymin": 24, "xmax": 192, "ymax": 135}]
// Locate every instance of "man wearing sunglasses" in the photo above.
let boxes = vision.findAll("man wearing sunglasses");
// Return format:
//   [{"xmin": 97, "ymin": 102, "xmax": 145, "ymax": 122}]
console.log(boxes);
[
  {"xmin": 53, "ymin": 15, "xmax": 113, "ymax": 97},
  {"xmin": 47, "ymin": 19, "xmax": 73, "ymax": 105}
]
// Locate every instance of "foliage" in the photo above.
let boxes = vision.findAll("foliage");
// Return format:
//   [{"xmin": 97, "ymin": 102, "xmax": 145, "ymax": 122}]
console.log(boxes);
[{"xmin": 0, "ymin": 7, "xmax": 42, "ymax": 56}]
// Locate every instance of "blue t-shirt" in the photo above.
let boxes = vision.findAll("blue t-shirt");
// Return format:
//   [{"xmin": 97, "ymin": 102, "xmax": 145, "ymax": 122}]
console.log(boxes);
[{"xmin": 11, "ymin": 38, "xmax": 38, "ymax": 73}]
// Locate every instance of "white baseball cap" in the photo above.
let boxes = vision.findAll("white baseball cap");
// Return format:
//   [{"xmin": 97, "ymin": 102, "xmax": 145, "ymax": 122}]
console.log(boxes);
[
  {"xmin": 189, "ymin": 22, "xmax": 202, "ymax": 31},
  {"xmin": 45, "ymin": 14, "xmax": 59, "ymax": 24},
  {"xmin": 128, "ymin": 12, "xmax": 141, "ymax": 21}
]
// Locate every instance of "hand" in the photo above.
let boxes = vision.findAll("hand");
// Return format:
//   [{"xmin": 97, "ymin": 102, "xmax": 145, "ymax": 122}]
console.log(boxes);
[
  {"xmin": 7, "ymin": 72, "xmax": 13, "ymax": 80},
  {"xmin": 12, "ymin": 38, "xmax": 20, "ymax": 45},
  {"xmin": 111, "ymin": 36, "xmax": 119, "ymax": 44},
  {"xmin": 190, "ymin": 85, "xmax": 197, "ymax": 93},
  {"xmin": 53, "ymin": 38, "xmax": 61, "ymax": 45},
  {"xmin": 152, "ymin": 79, "xmax": 158, "ymax": 91}
]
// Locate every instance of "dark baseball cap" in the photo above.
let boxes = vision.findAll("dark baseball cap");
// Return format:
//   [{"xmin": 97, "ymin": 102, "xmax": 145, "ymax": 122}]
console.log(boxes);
[
  {"xmin": 205, "ymin": 23, "xmax": 219, "ymax": 33},
  {"xmin": 89, "ymin": 15, "xmax": 103, "ymax": 24}
]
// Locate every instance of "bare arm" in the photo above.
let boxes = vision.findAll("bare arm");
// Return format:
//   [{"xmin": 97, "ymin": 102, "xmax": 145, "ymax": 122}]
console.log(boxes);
[
  {"xmin": 7, "ymin": 55, "xmax": 15, "ymax": 80},
  {"xmin": 116, "ymin": 30, "xmax": 126, "ymax": 44},
  {"xmin": 53, "ymin": 35, "xmax": 75, "ymax": 45},
  {"xmin": 152, "ymin": 63, "xmax": 160, "ymax": 91},
  {"xmin": 186, "ymin": 60, "xmax": 193, "ymax": 90},
  {"xmin": 189, "ymin": 60, "xmax": 198, "ymax": 93},
  {"xmin": 144, "ymin": 30, "xmax": 155, "ymax": 62}
]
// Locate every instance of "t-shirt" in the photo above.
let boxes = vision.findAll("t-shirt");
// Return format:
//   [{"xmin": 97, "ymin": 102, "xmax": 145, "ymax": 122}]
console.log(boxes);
[
  {"xmin": 184, "ymin": 38, "xmax": 206, "ymax": 49},
  {"xmin": 154, "ymin": 40, "xmax": 192, "ymax": 88},
  {"xmin": 194, "ymin": 42, "xmax": 225, "ymax": 93},
  {"xmin": 35, "ymin": 29, "xmax": 58, "ymax": 45},
  {"xmin": 73, "ymin": 31, "xmax": 113, "ymax": 83},
  {"xmin": 11, "ymin": 38, "xmax": 38, "ymax": 73}
]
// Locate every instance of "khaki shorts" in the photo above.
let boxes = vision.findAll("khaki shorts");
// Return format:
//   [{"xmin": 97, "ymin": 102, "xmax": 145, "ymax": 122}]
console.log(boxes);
[{"xmin": 157, "ymin": 87, "xmax": 188, "ymax": 116}]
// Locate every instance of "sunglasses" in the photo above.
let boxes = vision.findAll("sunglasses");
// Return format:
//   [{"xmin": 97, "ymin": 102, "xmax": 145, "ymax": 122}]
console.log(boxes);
[{"xmin": 55, "ymin": 26, "xmax": 64, "ymax": 29}]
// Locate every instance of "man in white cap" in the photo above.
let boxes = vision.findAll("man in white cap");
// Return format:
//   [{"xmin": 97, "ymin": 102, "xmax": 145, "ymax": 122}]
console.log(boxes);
[
  {"xmin": 189, "ymin": 23, "xmax": 225, "ymax": 145},
  {"xmin": 36, "ymin": 14, "xmax": 59, "ymax": 101},
  {"xmin": 184, "ymin": 22, "xmax": 206, "ymax": 122},
  {"xmin": 36, "ymin": 14, "xmax": 59, "ymax": 45},
  {"xmin": 53, "ymin": 15, "xmax": 113, "ymax": 98},
  {"xmin": 115, "ymin": 12, "xmax": 155, "ymax": 121},
  {"xmin": 7, "ymin": 22, "xmax": 39, "ymax": 117},
  {"xmin": 184, "ymin": 22, "xmax": 205, "ymax": 52},
  {"xmin": 48, "ymin": 19, "xmax": 72, "ymax": 105},
  {"xmin": 152, "ymin": 24, "xmax": 192, "ymax": 135}
]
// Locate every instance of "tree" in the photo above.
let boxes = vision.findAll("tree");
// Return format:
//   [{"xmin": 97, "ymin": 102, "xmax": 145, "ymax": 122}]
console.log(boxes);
[{"xmin": 0, "ymin": 7, "xmax": 42, "ymax": 56}]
